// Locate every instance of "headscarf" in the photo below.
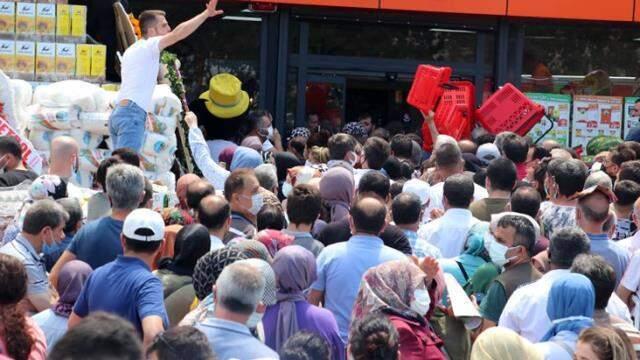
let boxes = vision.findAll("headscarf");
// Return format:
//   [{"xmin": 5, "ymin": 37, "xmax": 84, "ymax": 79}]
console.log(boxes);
[
  {"xmin": 237, "ymin": 258, "xmax": 277, "ymax": 306},
  {"xmin": 351, "ymin": 260, "xmax": 428, "ymax": 326},
  {"xmin": 218, "ymin": 146, "xmax": 237, "ymax": 165},
  {"xmin": 53, "ymin": 260, "xmax": 93, "ymax": 317},
  {"xmin": 541, "ymin": 273, "xmax": 595, "ymax": 341},
  {"xmin": 255, "ymin": 229, "xmax": 294, "ymax": 258},
  {"xmin": 229, "ymin": 239, "xmax": 273, "ymax": 263},
  {"xmin": 161, "ymin": 207, "xmax": 194, "ymax": 226},
  {"xmin": 288, "ymin": 127, "xmax": 311, "ymax": 141},
  {"xmin": 241, "ymin": 136, "xmax": 263, "ymax": 151},
  {"xmin": 230, "ymin": 146, "xmax": 263, "ymax": 171},
  {"xmin": 29, "ymin": 174, "xmax": 67, "ymax": 200},
  {"xmin": 342, "ymin": 122, "xmax": 368, "ymax": 140},
  {"xmin": 158, "ymin": 224, "xmax": 210, "ymax": 277},
  {"xmin": 271, "ymin": 246, "xmax": 317, "ymax": 352},
  {"xmin": 471, "ymin": 327, "xmax": 543, "ymax": 360},
  {"xmin": 273, "ymin": 152, "xmax": 304, "ymax": 183},
  {"xmin": 319, "ymin": 167, "xmax": 354, "ymax": 223},
  {"xmin": 463, "ymin": 222, "xmax": 490, "ymax": 257},
  {"xmin": 192, "ymin": 248, "xmax": 247, "ymax": 300}
]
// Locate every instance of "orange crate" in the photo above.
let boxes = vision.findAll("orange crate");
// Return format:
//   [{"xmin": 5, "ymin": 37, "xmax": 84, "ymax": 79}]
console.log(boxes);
[{"xmin": 407, "ymin": 65, "xmax": 452, "ymax": 113}]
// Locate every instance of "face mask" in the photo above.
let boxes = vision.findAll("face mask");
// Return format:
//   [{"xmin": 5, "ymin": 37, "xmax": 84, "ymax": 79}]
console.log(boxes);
[
  {"xmin": 246, "ymin": 311, "xmax": 264, "ymax": 329},
  {"xmin": 248, "ymin": 193, "xmax": 264, "ymax": 215},
  {"xmin": 267, "ymin": 126, "xmax": 274, "ymax": 138},
  {"xmin": 282, "ymin": 182, "xmax": 293, "ymax": 198},
  {"xmin": 410, "ymin": 288, "xmax": 431, "ymax": 316},
  {"xmin": 347, "ymin": 151, "xmax": 358, "ymax": 167},
  {"xmin": 484, "ymin": 233, "xmax": 518, "ymax": 267}
]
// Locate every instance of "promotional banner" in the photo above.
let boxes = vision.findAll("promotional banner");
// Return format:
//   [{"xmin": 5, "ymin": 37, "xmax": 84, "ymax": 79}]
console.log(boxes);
[
  {"xmin": 0, "ymin": 116, "xmax": 43, "ymax": 174},
  {"xmin": 571, "ymin": 95, "xmax": 623, "ymax": 149},
  {"xmin": 526, "ymin": 93, "xmax": 571, "ymax": 146},
  {"xmin": 623, "ymin": 97, "xmax": 640, "ymax": 139}
]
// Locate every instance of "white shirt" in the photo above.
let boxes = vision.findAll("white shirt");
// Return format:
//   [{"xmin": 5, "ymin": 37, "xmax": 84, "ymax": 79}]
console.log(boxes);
[
  {"xmin": 423, "ymin": 181, "xmax": 488, "ymax": 222},
  {"xmin": 619, "ymin": 232, "xmax": 640, "ymax": 254},
  {"xmin": 117, "ymin": 37, "xmax": 161, "ymax": 111},
  {"xmin": 210, "ymin": 234, "xmax": 224, "ymax": 252},
  {"xmin": 416, "ymin": 208, "xmax": 479, "ymax": 258},
  {"xmin": 499, "ymin": 269, "xmax": 570, "ymax": 342},
  {"xmin": 189, "ymin": 127, "xmax": 230, "ymax": 191}
]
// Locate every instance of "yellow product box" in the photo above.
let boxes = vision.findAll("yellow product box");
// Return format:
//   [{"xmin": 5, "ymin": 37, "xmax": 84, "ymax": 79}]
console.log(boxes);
[
  {"xmin": 55, "ymin": 4, "xmax": 69, "ymax": 37},
  {"xmin": 55, "ymin": 42, "xmax": 74, "ymax": 77},
  {"xmin": 90, "ymin": 44, "xmax": 106, "ymax": 80},
  {"xmin": 35, "ymin": 3, "xmax": 55, "ymax": 37},
  {"xmin": 35, "ymin": 41, "xmax": 54, "ymax": 80},
  {"xmin": 15, "ymin": 3, "xmax": 35, "ymax": 35},
  {"xmin": 75, "ymin": 43, "xmax": 90, "ymax": 78},
  {"xmin": 0, "ymin": 2, "xmax": 15, "ymax": 35},
  {"xmin": 70, "ymin": 5, "xmax": 85, "ymax": 38},
  {"xmin": 0, "ymin": 39, "xmax": 15, "ymax": 74},
  {"xmin": 15, "ymin": 40, "xmax": 34, "ymax": 79}
]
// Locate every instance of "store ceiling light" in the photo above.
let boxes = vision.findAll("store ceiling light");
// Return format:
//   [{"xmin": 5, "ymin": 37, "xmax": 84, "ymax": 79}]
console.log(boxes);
[
  {"xmin": 429, "ymin": 28, "xmax": 476, "ymax": 34},
  {"xmin": 222, "ymin": 16, "xmax": 262, "ymax": 22}
]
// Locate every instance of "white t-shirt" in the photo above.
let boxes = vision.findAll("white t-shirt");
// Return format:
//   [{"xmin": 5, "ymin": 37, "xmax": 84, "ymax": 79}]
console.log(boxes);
[
  {"xmin": 117, "ymin": 36, "xmax": 162, "ymax": 111},
  {"xmin": 423, "ymin": 181, "xmax": 488, "ymax": 222}
]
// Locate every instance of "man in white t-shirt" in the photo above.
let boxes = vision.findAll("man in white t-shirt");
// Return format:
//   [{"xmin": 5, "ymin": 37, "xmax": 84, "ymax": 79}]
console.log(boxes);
[{"xmin": 109, "ymin": 0, "xmax": 224, "ymax": 152}]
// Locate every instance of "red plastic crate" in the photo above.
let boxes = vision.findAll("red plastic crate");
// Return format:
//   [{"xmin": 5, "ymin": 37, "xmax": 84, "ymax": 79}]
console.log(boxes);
[
  {"xmin": 407, "ymin": 65, "xmax": 452, "ymax": 113},
  {"xmin": 474, "ymin": 83, "xmax": 545, "ymax": 136},
  {"xmin": 422, "ymin": 81, "xmax": 475, "ymax": 151}
]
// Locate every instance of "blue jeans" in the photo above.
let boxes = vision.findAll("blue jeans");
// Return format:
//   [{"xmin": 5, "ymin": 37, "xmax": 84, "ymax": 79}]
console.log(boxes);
[{"xmin": 109, "ymin": 100, "xmax": 147, "ymax": 152}]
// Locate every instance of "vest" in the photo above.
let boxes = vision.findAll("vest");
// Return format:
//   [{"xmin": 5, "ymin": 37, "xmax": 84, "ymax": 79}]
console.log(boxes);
[{"xmin": 495, "ymin": 262, "xmax": 542, "ymax": 299}]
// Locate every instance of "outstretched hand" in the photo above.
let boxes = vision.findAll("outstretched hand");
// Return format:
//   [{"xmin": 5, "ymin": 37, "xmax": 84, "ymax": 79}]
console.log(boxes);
[
  {"xmin": 205, "ymin": 0, "xmax": 224, "ymax": 17},
  {"xmin": 420, "ymin": 110, "xmax": 435, "ymax": 123},
  {"xmin": 184, "ymin": 111, "xmax": 198, "ymax": 129}
]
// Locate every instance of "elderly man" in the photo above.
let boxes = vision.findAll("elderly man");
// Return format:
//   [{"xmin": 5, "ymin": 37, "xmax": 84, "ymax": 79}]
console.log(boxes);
[
  {"xmin": 196, "ymin": 262, "xmax": 278, "ymax": 359},
  {"xmin": 50, "ymin": 164, "xmax": 146, "ymax": 286},
  {"xmin": 176, "ymin": 174, "xmax": 201, "ymax": 211}
]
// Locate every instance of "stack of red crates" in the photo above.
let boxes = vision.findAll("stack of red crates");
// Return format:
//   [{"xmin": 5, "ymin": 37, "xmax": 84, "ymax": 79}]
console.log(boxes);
[
  {"xmin": 407, "ymin": 64, "xmax": 476, "ymax": 151},
  {"xmin": 475, "ymin": 83, "xmax": 545, "ymax": 136}
]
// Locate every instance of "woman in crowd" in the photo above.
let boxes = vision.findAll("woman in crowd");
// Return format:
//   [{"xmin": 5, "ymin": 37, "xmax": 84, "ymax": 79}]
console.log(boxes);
[
  {"xmin": 351, "ymin": 260, "xmax": 445, "ymax": 359},
  {"xmin": 471, "ymin": 327, "xmax": 542, "ymax": 360},
  {"xmin": 575, "ymin": 326, "xmax": 636, "ymax": 360},
  {"xmin": 0, "ymin": 253, "xmax": 47, "ymax": 359},
  {"xmin": 279, "ymin": 331, "xmax": 331, "ymax": 360},
  {"xmin": 349, "ymin": 314, "xmax": 400, "ymax": 360},
  {"xmin": 154, "ymin": 224, "xmax": 211, "ymax": 299},
  {"xmin": 319, "ymin": 167, "xmax": 354, "ymax": 224},
  {"xmin": 33, "ymin": 260, "xmax": 92, "ymax": 351},
  {"xmin": 262, "ymin": 246, "xmax": 343, "ymax": 358},
  {"xmin": 273, "ymin": 152, "xmax": 304, "ymax": 198}
]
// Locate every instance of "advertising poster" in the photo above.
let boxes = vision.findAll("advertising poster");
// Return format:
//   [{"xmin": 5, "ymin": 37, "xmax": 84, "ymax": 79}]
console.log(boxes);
[
  {"xmin": 526, "ymin": 93, "xmax": 571, "ymax": 146},
  {"xmin": 623, "ymin": 97, "xmax": 640, "ymax": 139},
  {"xmin": 571, "ymin": 95, "xmax": 622, "ymax": 150}
]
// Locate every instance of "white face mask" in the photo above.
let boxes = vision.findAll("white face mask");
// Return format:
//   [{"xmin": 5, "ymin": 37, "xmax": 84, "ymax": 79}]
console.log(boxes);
[
  {"xmin": 410, "ymin": 288, "xmax": 431, "ymax": 316},
  {"xmin": 246, "ymin": 311, "xmax": 264, "ymax": 329},
  {"xmin": 247, "ymin": 193, "xmax": 264, "ymax": 216},
  {"xmin": 484, "ymin": 232, "xmax": 517, "ymax": 267},
  {"xmin": 267, "ymin": 126, "xmax": 274, "ymax": 139},
  {"xmin": 282, "ymin": 182, "xmax": 293, "ymax": 198}
]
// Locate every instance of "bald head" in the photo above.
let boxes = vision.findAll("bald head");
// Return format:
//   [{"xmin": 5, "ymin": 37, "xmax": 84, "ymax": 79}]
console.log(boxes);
[
  {"xmin": 350, "ymin": 197, "xmax": 387, "ymax": 235},
  {"xmin": 176, "ymin": 174, "xmax": 201, "ymax": 208},
  {"xmin": 49, "ymin": 136, "xmax": 79, "ymax": 178},
  {"xmin": 186, "ymin": 180, "xmax": 215, "ymax": 210},
  {"xmin": 578, "ymin": 192, "xmax": 611, "ymax": 224},
  {"xmin": 458, "ymin": 140, "xmax": 477, "ymax": 154},
  {"xmin": 550, "ymin": 148, "xmax": 572, "ymax": 160},
  {"xmin": 542, "ymin": 139, "xmax": 561, "ymax": 151},
  {"xmin": 198, "ymin": 195, "xmax": 231, "ymax": 231}
]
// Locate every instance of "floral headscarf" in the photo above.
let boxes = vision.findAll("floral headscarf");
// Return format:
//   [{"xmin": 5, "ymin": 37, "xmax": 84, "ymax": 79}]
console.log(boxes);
[
  {"xmin": 161, "ymin": 207, "xmax": 194, "ymax": 226},
  {"xmin": 255, "ymin": 229, "xmax": 294, "ymax": 258},
  {"xmin": 351, "ymin": 260, "xmax": 428, "ymax": 326}
]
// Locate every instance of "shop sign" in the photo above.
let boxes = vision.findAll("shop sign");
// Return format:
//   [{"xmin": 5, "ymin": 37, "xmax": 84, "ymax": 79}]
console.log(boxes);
[
  {"xmin": 571, "ymin": 95, "xmax": 623, "ymax": 149},
  {"xmin": 623, "ymin": 97, "xmax": 640, "ymax": 138},
  {"xmin": 526, "ymin": 93, "xmax": 571, "ymax": 146}
]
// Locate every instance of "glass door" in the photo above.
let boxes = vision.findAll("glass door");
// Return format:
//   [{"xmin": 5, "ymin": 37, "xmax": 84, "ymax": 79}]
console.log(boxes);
[{"xmin": 297, "ymin": 73, "xmax": 346, "ymax": 131}]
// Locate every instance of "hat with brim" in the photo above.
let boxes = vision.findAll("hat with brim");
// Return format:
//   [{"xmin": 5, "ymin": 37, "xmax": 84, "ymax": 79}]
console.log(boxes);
[{"xmin": 199, "ymin": 73, "xmax": 250, "ymax": 119}]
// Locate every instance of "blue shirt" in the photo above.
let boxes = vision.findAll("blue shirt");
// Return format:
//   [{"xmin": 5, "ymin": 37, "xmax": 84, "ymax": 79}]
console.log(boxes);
[
  {"xmin": 588, "ymin": 233, "xmax": 631, "ymax": 286},
  {"xmin": 32, "ymin": 309, "xmax": 68, "ymax": 352},
  {"xmin": 311, "ymin": 234, "xmax": 407, "ymax": 342},
  {"xmin": 68, "ymin": 217, "xmax": 123, "ymax": 269},
  {"xmin": 73, "ymin": 256, "xmax": 168, "ymax": 334},
  {"xmin": 0, "ymin": 234, "xmax": 49, "ymax": 296},
  {"xmin": 196, "ymin": 317, "xmax": 279, "ymax": 360},
  {"xmin": 43, "ymin": 233, "xmax": 74, "ymax": 271}
]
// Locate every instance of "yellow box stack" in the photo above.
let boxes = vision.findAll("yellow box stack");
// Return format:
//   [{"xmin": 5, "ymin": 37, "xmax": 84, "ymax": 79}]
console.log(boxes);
[
  {"xmin": 35, "ymin": 3, "xmax": 55, "ymax": 39},
  {"xmin": 0, "ymin": 39, "xmax": 15, "ymax": 74},
  {"xmin": 0, "ymin": 2, "xmax": 15, "ymax": 36},
  {"xmin": 15, "ymin": 40, "xmax": 34, "ymax": 80},
  {"xmin": 55, "ymin": 42, "xmax": 74, "ymax": 78},
  {"xmin": 16, "ymin": 2, "xmax": 35, "ymax": 37}
]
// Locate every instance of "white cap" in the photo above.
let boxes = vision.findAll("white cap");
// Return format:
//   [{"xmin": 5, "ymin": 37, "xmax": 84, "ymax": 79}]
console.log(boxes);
[
  {"xmin": 122, "ymin": 209, "xmax": 165, "ymax": 242},
  {"xmin": 476, "ymin": 143, "xmax": 501, "ymax": 166},
  {"xmin": 403, "ymin": 179, "xmax": 430, "ymax": 205}
]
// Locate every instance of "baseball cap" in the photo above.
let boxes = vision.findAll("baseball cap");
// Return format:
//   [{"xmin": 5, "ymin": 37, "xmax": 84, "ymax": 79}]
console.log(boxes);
[
  {"xmin": 476, "ymin": 143, "xmax": 501, "ymax": 166},
  {"xmin": 123, "ymin": 209, "xmax": 165, "ymax": 242},
  {"xmin": 570, "ymin": 184, "xmax": 617, "ymax": 203},
  {"xmin": 403, "ymin": 179, "xmax": 430, "ymax": 206}
]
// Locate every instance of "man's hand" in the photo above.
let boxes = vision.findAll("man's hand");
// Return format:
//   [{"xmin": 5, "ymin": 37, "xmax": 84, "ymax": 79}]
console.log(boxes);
[
  {"xmin": 205, "ymin": 0, "xmax": 224, "ymax": 17},
  {"xmin": 421, "ymin": 110, "xmax": 435, "ymax": 124},
  {"xmin": 184, "ymin": 111, "xmax": 198, "ymax": 129},
  {"xmin": 419, "ymin": 256, "xmax": 439, "ymax": 281},
  {"xmin": 430, "ymin": 208, "xmax": 444, "ymax": 220}
]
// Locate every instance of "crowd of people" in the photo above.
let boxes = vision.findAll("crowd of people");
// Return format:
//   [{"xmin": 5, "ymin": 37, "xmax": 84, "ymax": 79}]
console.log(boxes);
[{"xmin": 3, "ymin": 1, "xmax": 640, "ymax": 360}]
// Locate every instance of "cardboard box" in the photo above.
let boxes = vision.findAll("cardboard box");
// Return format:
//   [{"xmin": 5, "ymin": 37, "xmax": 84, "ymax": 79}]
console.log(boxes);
[
  {"xmin": 35, "ymin": 41, "xmax": 54, "ymax": 80},
  {"xmin": 90, "ymin": 44, "xmax": 105, "ymax": 80},
  {"xmin": 15, "ymin": 3, "xmax": 35, "ymax": 35},
  {"xmin": 55, "ymin": 4, "xmax": 69, "ymax": 38},
  {"xmin": 0, "ymin": 2, "xmax": 15, "ymax": 35},
  {"xmin": 75, "ymin": 43, "xmax": 90, "ymax": 78},
  {"xmin": 15, "ymin": 40, "xmax": 34, "ymax": 79},
  {"xmin": 35, "ymin": 3, "xmax": 55, "ymax": 37},
  {"xmin": 70, "ymin": 5, "xmax": 85, "ymax": 38},
  {"xmin": 0, "ymin": 39, "xmax": 15, "ymax": 74},
  {"xmin": 55, "ymin": 42, "xmax": 74, "ymax": 77}
]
